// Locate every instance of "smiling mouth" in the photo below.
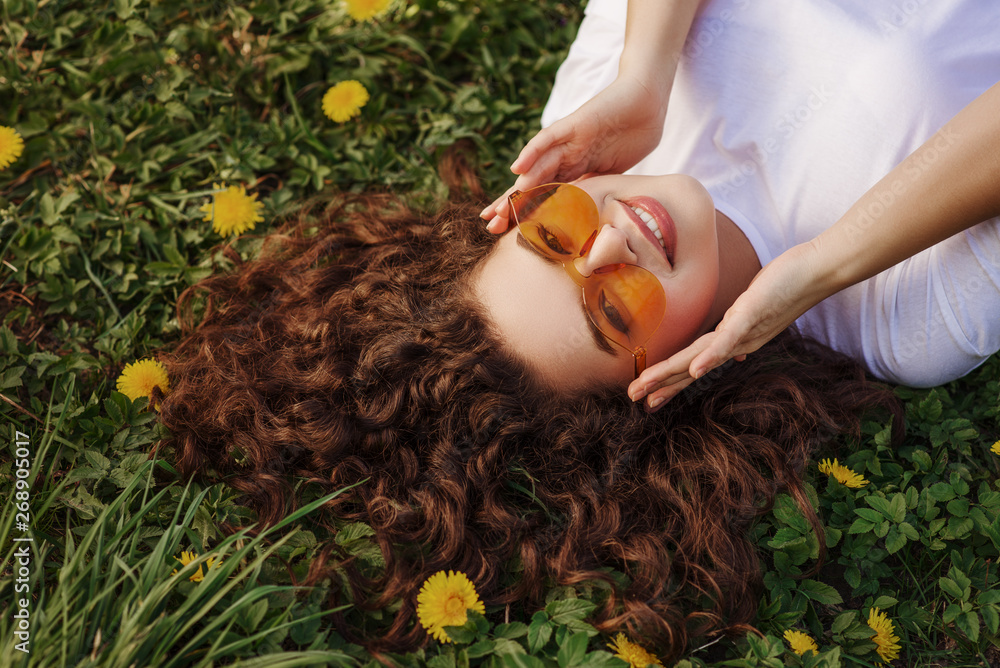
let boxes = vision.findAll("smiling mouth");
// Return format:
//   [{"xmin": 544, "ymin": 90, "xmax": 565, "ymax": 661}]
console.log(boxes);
[
  {"xmin": 629, "ymin": 205, "xmax": 666, "ymax": 249},
  {"xmin": 619, "ymin": 198, "xmax": 677, "ymax": 267}
]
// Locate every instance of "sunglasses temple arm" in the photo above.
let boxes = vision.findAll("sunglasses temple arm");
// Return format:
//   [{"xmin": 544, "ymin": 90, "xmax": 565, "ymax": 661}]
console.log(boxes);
[{"xmin": 634, "ymin": 347, "xmax": 647, "ymax": 380}]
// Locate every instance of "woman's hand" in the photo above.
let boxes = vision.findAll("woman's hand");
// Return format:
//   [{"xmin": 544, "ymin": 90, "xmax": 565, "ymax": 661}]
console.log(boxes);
[
  {"xmin": 480, "ymin": 75, "xmax": 669, "ymax": 233},
  {"xmin": 628, "ymin": 242, "xmax": 829, "ymax": 410}
]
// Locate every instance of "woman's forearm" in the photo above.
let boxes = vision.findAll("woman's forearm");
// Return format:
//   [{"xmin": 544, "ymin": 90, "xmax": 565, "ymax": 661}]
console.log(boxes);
[
  {"xmin": 807, "ymin": 81, "xmax": 1000, "ymax": 301},
  {"xmin": 618, "ymin": 0, "xmax": 703, "ymax": 111}
]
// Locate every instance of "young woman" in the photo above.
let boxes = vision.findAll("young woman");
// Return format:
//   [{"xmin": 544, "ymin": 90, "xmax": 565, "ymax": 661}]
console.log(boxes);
[
  {"xmin": 481, "ymin": 0, "xmax": 1000, "ymax": 410},
  {"xmin": 156, "ymin": 152, "xmax": 899, "ymax": 657}
]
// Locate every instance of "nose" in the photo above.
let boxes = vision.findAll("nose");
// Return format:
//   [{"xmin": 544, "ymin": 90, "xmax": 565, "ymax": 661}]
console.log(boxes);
[{"xmin": 574, "ymin": 225, "xmax": 638, "ymax": 277}]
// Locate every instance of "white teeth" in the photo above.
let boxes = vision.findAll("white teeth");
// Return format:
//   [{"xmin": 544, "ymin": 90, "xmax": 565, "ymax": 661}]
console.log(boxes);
[{"xmin": 630, "ymin": 206, "xmax": 665, "ymax": 249}]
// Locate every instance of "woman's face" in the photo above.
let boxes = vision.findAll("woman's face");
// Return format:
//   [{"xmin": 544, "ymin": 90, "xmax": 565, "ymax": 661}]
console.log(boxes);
[{"xmin": 473, "ymin": 174, "xmax": 721, "ymax": 392}]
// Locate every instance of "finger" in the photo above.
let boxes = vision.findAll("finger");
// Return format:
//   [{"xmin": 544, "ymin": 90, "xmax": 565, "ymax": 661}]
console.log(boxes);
[
  {"xmin": 515, "ymin": 147, "xmax": 574, "ymax": 188},
  {"xmin": 482, "ymin": 185, "xmax": 522, "ymax": 232},
  {"xmin": 628, "ymin": 358, "xmax": 696, "ymax": 401},
  {"xmin": 510, "ymin": 126, "xmax": 560, "ymax": 174},
  {"xmin": 629, "ymin": 368, "xmax": 691, "ymax": 403},
  {"xmin": 629, "ymin": 335, "xmax": 716, "ymax": 400},
  {"xmin": 644, "ymin": 377, "xmax": 697, "ymax": 413},
  {"xmin": 480, "ymin": 194, "xmax": 506, "ymax": 221},
  {"xmin": 689, "ymin": 328, "xmax": 743, "ymax": 378},
  {"xmin": 481, "ymin": 183, "xmax": 520, "ymax": 222}
]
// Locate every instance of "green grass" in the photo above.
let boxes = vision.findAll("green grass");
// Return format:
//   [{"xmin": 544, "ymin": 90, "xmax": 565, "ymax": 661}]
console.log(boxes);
[{"xmin": 1, "ymin": 1, "xmax": 999, "ymax": 666}]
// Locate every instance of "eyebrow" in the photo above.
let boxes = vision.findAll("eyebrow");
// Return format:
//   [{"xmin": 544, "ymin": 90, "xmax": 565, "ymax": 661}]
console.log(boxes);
[{"xmin": 515, "ymin": 233, "xmax": 617, "ymax": 356}]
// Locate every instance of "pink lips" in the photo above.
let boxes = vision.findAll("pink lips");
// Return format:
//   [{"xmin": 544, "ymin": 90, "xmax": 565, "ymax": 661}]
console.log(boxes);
[{"xmin": 619, "ymin": 197, "xmax": 677, "ymax": 268}]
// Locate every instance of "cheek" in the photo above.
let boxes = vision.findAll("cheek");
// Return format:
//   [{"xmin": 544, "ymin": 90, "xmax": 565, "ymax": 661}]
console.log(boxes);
[{"xmin": 652, "ymin": 255, "xmax": 719, "ymax": 358}]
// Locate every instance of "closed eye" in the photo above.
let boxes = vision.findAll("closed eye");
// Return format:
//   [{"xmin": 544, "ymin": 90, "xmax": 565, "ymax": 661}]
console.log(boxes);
[
  {"xmin": 599, "ymin": 290, "xmax": 630, "ymax": 336},
  {"xmin": 534, "ymin": 224, "xmax": 572, "ymax": 255}
]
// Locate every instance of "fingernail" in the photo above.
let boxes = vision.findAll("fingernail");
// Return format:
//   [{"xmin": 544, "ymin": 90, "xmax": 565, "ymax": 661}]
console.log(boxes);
[
  {"xmin": 649, "ymin": 396, "xmax": 665, "ymax": 409},
  {"xmin": 692, "ymin": 367, "xmax": 704, "ymax": 380},
  {"xmin": 480, "ymin": 207, "xmax": 490, "ymax": 219}
]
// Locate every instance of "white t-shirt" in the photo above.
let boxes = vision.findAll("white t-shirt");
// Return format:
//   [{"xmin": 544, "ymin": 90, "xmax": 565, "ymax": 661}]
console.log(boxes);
[{"xmin": 541, "ymin": 0, "xmax": 1000, "ymax": 387}]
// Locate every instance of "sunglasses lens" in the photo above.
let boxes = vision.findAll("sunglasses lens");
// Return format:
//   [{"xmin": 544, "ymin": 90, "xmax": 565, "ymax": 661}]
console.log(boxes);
[
  {"xmin": 510, "ymin": 183, "xmax": 667, "ymax": 353},
  {"xmin": 510, "ymin": 184, "xmax": 599, "ymax": 258},
  {"xmin": 582, "ymin": 266, "xmax": 666, "ymax": 351}
]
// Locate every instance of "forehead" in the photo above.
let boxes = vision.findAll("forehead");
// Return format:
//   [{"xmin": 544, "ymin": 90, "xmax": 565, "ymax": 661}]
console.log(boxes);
[{"xmin": 471, "ymin": 230, "xmax": 631, "ymax": 391}]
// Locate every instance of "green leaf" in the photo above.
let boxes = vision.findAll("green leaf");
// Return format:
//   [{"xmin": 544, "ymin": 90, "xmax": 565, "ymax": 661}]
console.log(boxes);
[
  {"xmin": 938, "ymin": 577, "xmax": 965, "ymax": 600},
  {"xmin": 845, "ymin": 566, "xmax": 862, "ymax": 590},
  {"xmin": 831, "ymin": 611, "xmax": 857, "ymax": 634},
  {"xmin": 865, "ymin": 495, "xmax": 894, "ymax": 520},
  {"xmin": 911, "ymin": 449, "xmax": 933, "ymax": 471},
  {"xmin": 574, "ymin": 651, "xmax": 624, "ymax": 668},
  {"xmin": 872, "ymin": 596, "xmax": 898, "ymax": 609},
  {"xmin": 494, "ymin": 623, "xmax": 529, "ymax": 640},
  {"xmin": 982, "ymin": 606, "xmax": 1000, "ymax": 635},
  {"xmin": 853, "ymin": 508, "xmax": 883, "ymax": 524},
  {"xmin": 443, "ymin": 616, "xmax": 480, "ymax": 645},
  {"xmin": 950, "ymin": 472, "xmax": 970, "ymax": 496},
  {"xmin": 84, "ymin": 449, "xmax": 112, "ymax": 472},
  {"xmin": 928, "ymin": 482, "xmax": 956, "ymax": 502},
  {"xmin": 500, "ymin": 655, "xmax": 545, "ymax": 668},
  {"xmin": 798, "ymin": 579, "xmax": 843, "ymax": 605},
  {"xmin": 335, "ymin": 522, "xmax": 376, "ymax": 545},
  {"xmin": 428, "ymin": 654, "xmax": 456, "ymax": 668},
  {"xmin": 237, "ymin": 598, "xmax": 268, "ymax": 634},
  {"xmin": 493, "ymin": 637, "xmax": 528, "ymax": 657},
  {"xmin": 557, "ymin": 631, "xmax": 589, "ymax": 668},
  {"xmin": 769, "ymin": 527, "xmax": 806, "ymax": 548},
  {"xmin": 956, "ymin": 611, "xmax": 980, "ymax": 642},
  {"xmin": 527, "ymin": 612, "xmax": 553, "ymax": 654},
  {"xmin": 979, "ymin": 590, "xmax": 1000, "ymax": 606},
  {"xmin": 946, "ymin": 498, "xmax": 970, "ymax": 517},
  {"xmin": 884, "ymin": 528, "xmax": 906, "ymax": 554},
  {"xmin": 546, "ymin": 599, "xmax": 596, "ymax": 625},
  {"xmin": 897, "ymin": 522, "xmax": 919, "ymax": 541},
  {"xmin": 848, "ymin": 518, "xmax": 875, "ymax": 534},
  {"xmin": 40, "ymin": 192, "xmax": 57, "ymax": 225},
  {"xmin": 888, "ymin": 493, "xmax": 906, "ymax": 523},
  {"xmin": 466, "ymin": 640, "xmax": 496, "ymax": 660},
  {"xmin": 918, "ymin": 392, "xmax": 943, "ymax": 421},
  {"xmin": 0, "ymin": 366, "xmax": 25, "ymax": 390}
]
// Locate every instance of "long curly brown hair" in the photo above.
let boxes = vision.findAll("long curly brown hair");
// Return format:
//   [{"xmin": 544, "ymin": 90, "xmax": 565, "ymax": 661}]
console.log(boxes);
[{"xmin": 155, "ymin": 154, "xmax": 902, "ymax": 659}]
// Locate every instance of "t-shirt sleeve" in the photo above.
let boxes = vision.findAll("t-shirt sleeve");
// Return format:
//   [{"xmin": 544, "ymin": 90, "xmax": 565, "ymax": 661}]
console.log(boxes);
[
  {"xmin": 798, "ymin": 217, "xmax": 1000, "ymax": 388},
  {"xmin": 540, "ymin": 2, "xmax": 625, "ymax": 129}
]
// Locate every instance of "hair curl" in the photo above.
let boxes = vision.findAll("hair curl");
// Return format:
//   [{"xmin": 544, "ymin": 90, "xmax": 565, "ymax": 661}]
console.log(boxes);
[{"xmin": 155, "ymin": 155, "xmax": 902, "ymax": 659}]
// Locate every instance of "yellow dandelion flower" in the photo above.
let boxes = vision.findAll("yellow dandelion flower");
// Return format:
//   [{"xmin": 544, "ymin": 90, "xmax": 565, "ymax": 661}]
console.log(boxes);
[
  {"xmin": 322, "ymin": 80, "xmax": 370, "ymax": 123},
  {"xmin": 171, "ymin": 550, "xmax": 220, "ymax": 582},
  {"xmin": 0, "ymin": 126, "xmax": 25, "ymax": 170},
  {"xmin": 606, "ymin": 633, "xmax": 662, "ymax": 668},
  {"xmin": 991, "ymin": 440, "xmax": 1000, "ymax": 456},
  {"xmin": 783, "ymin": 629, "xmax": 819, "ymax": 656},
  {"xmin": 344, "ymin": 0, "xmax": 393, "ymax": 21},
  {"xmin": 867, "ymin": 607, "xmax": 902, "ymax": 665},
  {"xmin": 117, "ymin": 359, "xmax": 170, "ymax": 409},
  {"xmin": 818, "ymin": 458, "xmax": 869, "ymax": 488},
  {"xmin": 416, "ymin": 570, "xmax": 485, "ymax": 643},
  {"xmin": 199, "ymin": 182, "xmax": 264, "ymax": 237}
]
